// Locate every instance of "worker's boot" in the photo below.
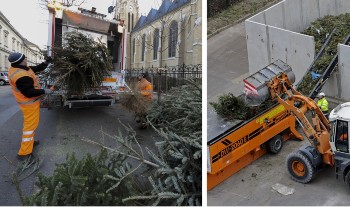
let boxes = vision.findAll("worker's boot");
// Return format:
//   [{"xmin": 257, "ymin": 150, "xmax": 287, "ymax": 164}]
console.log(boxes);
[
  {"xmin": 135, "ymin": 116, "xmax": 141, "ymax": 123},
  {"xmin": 17, "ymin": 153, "xmax": 34, "ymax": 162},
  {"xmin": 34, "ymin": 140, "xmax": 40, "ymax": 148}
]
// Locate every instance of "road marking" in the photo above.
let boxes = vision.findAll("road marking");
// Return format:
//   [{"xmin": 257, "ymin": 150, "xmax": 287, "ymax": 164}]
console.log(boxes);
[{"xmin": 0, "ymin": 105, "xmax": 20, "ymax": 127}]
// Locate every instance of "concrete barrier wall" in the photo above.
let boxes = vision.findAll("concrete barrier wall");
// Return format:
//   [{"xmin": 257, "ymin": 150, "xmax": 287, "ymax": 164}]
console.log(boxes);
[
  {"xmin": 246, "ymin": 0, "xmax": 350, "ymax": 100},
  {"xmin": 268, "ymin": 26, "xmax": 314, "ymax": 83},
  {"xmin": 245, "ymin": 20, "xmax": 315, "ymax": 83},
  {"xmin": 245, "ymin": 21, "xmax": 270, "ymax": 75},
  {"xmin": 338, "ymin": 44, "xmax": 350, "ymax": 100}
]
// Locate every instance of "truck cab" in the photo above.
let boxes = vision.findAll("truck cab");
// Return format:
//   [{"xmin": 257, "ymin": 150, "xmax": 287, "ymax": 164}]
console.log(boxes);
[{"xmin": 329, "ymin": 102, "xmax": 350, "ymax": 185}]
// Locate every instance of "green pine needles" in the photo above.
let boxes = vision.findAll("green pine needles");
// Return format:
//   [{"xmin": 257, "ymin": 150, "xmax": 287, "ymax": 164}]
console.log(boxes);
[
  {"xmin": 17, "ymin": 149, "xmax": 141, "ymax": 206},
  {"xmin": 17, "ymin": 82, "xmax": 202, "ymax": 206},
  {"xmin": 50, "ymin": 32, "xmax": 113, "ymax": 96},
  {"xmin": 210, "ymin": 93, "xmax": 275, "ymax": 121},
  {"xmin": 147, "ymin": 81, "xmax": 202, "ymax": 136},
  {"xmin": 123, "ymin": 81, "xmax": 202, "ymax": 206}
]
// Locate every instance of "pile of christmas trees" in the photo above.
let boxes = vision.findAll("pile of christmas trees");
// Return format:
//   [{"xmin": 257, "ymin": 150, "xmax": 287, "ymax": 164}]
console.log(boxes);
[
  {"xmin": 210, "ymin": 93, "xmax": 275, "ymax": 121},
  {"xmin": 48, "ymin": 32, "xmax": 112, "ymax": 96},
  {"xmin": 17, "ymin": 82, "xmax": 202, "ymax": 206},
  {"xmin": 298, "ymin": 13, "xmax": 350, "ymax": 95}
]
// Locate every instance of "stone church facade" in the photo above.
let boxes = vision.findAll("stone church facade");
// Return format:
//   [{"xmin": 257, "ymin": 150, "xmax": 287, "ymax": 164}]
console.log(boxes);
[{"xmin": 115, "ymin": 0, "xmax": 202, "ymax": 69}]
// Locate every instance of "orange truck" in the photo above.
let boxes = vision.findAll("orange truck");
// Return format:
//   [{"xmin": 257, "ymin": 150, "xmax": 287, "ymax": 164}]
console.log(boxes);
[{"xmin": 207, "ymin": 60, "xmax": 304, "ymax": 190}]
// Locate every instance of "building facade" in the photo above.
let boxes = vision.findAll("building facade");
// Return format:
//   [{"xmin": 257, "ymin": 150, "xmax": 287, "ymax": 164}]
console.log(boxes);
[
  {"xmin": 0, "ymin": 11, "xmax": 43, "ymax": 72},
  {"xmin": 116, "ymin": 0, "xmax": 202, "ymax": 69}
]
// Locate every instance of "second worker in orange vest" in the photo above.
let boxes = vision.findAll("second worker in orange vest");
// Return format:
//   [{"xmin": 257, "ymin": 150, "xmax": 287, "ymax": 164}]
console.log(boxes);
[
  {"xmin": 7, "ymin": 52, "xmax": 53, "ymax": 161},
  {"xmin": 137, "ymin": 72, "xmax": 153, "ymax": 100},
  {"xmin": 134, "ymin": 73, "xmax": 153, "ymax": 126}
]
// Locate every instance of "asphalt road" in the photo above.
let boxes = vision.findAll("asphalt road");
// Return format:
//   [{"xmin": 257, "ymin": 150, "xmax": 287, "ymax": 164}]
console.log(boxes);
[
  {"xmin": 207, "ymin": 22, "xmax": 350, "ymax": 205},
  {"xmin": 0, "ymin": 85, "xmax": 159, "ymax": 205}
]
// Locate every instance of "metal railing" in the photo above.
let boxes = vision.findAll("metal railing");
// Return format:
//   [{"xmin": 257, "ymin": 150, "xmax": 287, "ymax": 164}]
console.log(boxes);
[{"xmin": 125, "ymin": 64, "xmax": 202, "ymax": 94}]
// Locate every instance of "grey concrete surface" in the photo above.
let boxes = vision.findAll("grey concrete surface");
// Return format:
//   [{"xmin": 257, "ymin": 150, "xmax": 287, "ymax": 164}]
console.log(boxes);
[
  {"xmin": 0, "ymin": 85, "xmax": 159, "ymax": 205},
  {"xmin": 207, "ymin": 21, "xmax": 249, "ymax": 103},
  {"xmin": 208, "ymin": 137, "xmax": 350, "ymax": 206},
  {"xmin": 207, "ymin": 19, "xmax": 350, "ymax": 206}
]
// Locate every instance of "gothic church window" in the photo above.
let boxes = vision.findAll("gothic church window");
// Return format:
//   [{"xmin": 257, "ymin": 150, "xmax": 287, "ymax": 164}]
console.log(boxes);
[
  {"xmin": 153, "ymin": 29, "xmax": 159, "ymax": 60},
  {"xmin": 142, "ymin": 34, "xmax": 146, "ymax": 61},
  {"xmin": 133, "ymin": 38, "xmax": 135, "ymax": 63},
  {"xmin": 168, "ymin": 21, "xmax": 178, "ymax": 58}
]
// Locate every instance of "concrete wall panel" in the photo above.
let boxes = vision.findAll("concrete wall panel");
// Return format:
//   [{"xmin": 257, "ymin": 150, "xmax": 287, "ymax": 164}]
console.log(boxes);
[
  {"xmin": 250, "ymin": 12, "xmax": 265, "ymax": 24},
  {"xmin": 319, "ymin": 0, "xmax": 337, "ymax": 16},
  {"xmin": 246, "ymin": 0, "xmax": 350, "ymax": 101},
  {"xmin": 284, "ymin": 0, "xmax": 303, "ymax": 32},
  {"xmin": 264, "ymin": 2, "xmax": 285, "ymax": 29},
  {"xmin": 268, "ymin": 26, "xmax": 315, "ymax": 83},
  {"xmin": 322, "ymin": 70, "xmax": 339, "ymax": 99},
  {"xmin": 338, "ymin": 44, "xmax": 350, "ymax": 100},
  {"xmin": 301, "ymin": 0, "xmax": 320, "ymax": 31},
  {"xmin": 336, "ymin": 0, "xmax": 350, "ymax": 15},
  {"xmin": 245, "ymin": 21, "xmax": 269, "ymax": 75}
]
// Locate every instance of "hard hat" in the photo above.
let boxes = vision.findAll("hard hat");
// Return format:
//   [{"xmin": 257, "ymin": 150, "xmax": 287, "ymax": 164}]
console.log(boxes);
[
  {"xmin": 318, "ymin": 92, "xmax": 325, "ymax": 97},
  {"xmin": 8, "ymin": 52, "xmax": 25, "ymax": 65}
]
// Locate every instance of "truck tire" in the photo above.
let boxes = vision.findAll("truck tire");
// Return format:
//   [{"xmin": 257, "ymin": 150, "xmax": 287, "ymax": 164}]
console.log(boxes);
[
  {"xmin": 0, "ymin": 80, "xmax": 5, "ymax": 86},
  {"xmin": 286, "ymin": 151, "xmax": 315, "ymax": 183},
  {"xmin": 345, "ymin": 171, "xmax": 350, "ymax": 191},
  {"xmin": 268, "ymin": 135, "xmax": 283, "ymax": 154}
]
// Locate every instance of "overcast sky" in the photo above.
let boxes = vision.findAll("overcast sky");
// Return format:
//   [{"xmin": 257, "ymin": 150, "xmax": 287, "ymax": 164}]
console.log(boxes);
[{"xmin": 0, "ymin": 0, "xmax": 162, "ymax": 50}]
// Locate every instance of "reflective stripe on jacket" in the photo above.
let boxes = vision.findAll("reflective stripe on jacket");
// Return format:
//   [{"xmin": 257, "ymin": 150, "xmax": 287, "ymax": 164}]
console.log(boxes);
[
  {"xmin": 317, "ymin": 97, "xmax": 329, "ymax": 112},
  {"xmin": 8, "ymin": 66, "xmax": 41, "ymax": 105}
]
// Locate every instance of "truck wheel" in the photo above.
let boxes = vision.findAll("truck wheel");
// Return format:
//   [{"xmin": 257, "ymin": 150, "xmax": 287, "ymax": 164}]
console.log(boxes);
[
  {"xmin": 286, "ymin": 151, "xmax": 315, "ymax": 183},
  {"xmin": 345, "ymin": 171, "xmax": 350, "ymax": 191},
  {"xmin": 268, "ymin": 135, "xmax": 283, "ymax": 154},
  {"xmin": 0, "ymin": 80, "xmax": 5, "ymax": 86}
]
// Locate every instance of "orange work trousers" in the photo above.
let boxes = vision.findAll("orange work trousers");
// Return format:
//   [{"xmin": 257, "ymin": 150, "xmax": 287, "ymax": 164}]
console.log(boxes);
[{"xmin": 18, "ymin": 101, "xmax": 40, "ymax": 156}]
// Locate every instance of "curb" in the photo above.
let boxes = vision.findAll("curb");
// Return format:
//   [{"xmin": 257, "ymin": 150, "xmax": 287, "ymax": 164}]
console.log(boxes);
[{"xmin": 207, "ymin": 0, "xmax": 281, "ymax": 40}]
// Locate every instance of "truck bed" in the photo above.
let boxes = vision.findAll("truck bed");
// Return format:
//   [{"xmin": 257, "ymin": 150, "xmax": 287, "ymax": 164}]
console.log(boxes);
[
  {"xmin": 207, "ymin": 102, "xmax": 279, "ymax": 145},
  {"xmin": 207, "ymin": 100, "xmax": 302, "ymax": 190}
]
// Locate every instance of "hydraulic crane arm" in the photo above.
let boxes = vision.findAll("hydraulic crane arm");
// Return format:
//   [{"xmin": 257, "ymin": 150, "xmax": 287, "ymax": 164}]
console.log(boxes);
[{"xmin": 267, "ymin": 73, "xmax": 334, "ymax": 165}]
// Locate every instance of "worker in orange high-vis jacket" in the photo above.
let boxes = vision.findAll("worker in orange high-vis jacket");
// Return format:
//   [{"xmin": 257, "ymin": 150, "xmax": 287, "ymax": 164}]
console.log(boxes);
[
  {"xmin": 137, "ymin": 72, "xmax": 153, "ymax": 100},
  {"xmin": 135, "ymin": 72, "xmax": 153, "ymax": 126},
  {"xmin": 7, "ymin": 52, "xmax": 53, "ymax": 161}
]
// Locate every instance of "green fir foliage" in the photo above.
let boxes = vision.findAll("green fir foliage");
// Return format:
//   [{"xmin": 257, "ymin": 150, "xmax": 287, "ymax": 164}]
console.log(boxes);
[
  {"xmin": 50, "ymin": 32, "xmax": 113, "ymax": 96},
  {"xmin": 18, "ymin": 82, "xmax": 202, "ymax": 206},
  {"xmin": 210, "ymin": 93, "xmax": 275, "ymax": 121},
  {"xmin": 123, "ymin": 82, "xmax": 202, "ymax": 206},
  {"xmin": 21, "ymin": 149, "xmax": 140, "ymax": 206},
  {"xmin": 147, "ymin": 81, "xmax": 202, "ymax": 136}
]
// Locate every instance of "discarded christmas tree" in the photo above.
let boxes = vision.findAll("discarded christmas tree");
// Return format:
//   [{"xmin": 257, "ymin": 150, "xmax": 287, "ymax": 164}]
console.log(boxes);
[
  {"xmin": 210, "ymin": 93, "xmax": 275, "ymax": 121},
  {"xmin": 16, "ymin": 149, "xmax": 141, "ymax": 206},
  {"xmin": 147, "ymin": 81, "xmax": 202, "ymax": 135},
  {"xmin": 120, "ymin": 82, "xmax": 152, "ymax": 116},
  {"xmin": 48, "ymin": 31, "xmax": 112, "ymax": 96},
  {"xmin": 122, "ymin": 81, "xmax": 202, "ymax": 205},
  {"xmin": 16, "ymin": 82, "xmax": 202, "ymax": 206}
]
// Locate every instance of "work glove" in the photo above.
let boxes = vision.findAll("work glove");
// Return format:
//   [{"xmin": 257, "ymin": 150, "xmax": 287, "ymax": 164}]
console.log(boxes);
[
  {"xmin": 45, "ymin": 56, "xmax": 53, "ymax": 64},
  {"xmin": 44, "ymin": 89, "xmax": 53, "ymax": 94}
]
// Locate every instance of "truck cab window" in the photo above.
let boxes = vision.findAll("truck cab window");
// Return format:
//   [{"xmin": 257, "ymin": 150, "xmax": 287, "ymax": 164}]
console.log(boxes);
[{"xmin": 335, "ymin": 120, "xmax": 349, "ymax": 153}]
